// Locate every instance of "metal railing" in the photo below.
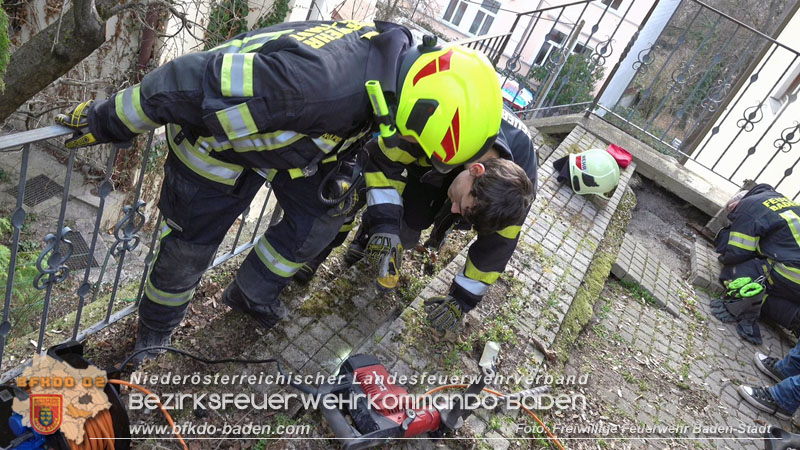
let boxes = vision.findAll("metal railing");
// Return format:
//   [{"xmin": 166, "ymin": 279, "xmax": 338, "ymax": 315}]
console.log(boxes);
[
  {"xmin": 462, "ymin": 0, "xmax": 799, "ymax": 199},
  {"xmin": 0, "ymin": 127, "xmax": 278, "ymax": 381}
]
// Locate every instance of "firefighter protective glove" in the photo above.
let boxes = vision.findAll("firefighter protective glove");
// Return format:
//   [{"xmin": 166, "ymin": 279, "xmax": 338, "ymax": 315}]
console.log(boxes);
[
  {"xmin": 55, "ymin": 100, "xmax": 98, "ymax": 149},
  {"xmin": 366, "ymin": 232, "xmax": 402, "ymax": 291},
  {"xmin": 424, "ymin": 296, "xmax": 465, "ymax": 332}
]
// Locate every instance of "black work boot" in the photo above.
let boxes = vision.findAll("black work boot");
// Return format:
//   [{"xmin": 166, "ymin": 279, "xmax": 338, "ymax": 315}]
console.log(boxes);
[
  {"xmin": 293, "ymin": 249, "xmax": 332, "ymax": 285},
  {"xmin": 222, "ymin": 280, "xmax": 287, "ymax": 330},
  {"xmin": 344, "ymin": 223, "xmax": 369, "ymax": 266},
  {"xmin": 132, "ymin": 318, "xmax": 173, "ymax": 367}
]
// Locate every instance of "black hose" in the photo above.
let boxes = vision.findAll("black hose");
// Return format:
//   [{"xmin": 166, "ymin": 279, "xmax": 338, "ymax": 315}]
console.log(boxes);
[{"xmin": 116, "ymin": 346, "xmax": 318, "ymax": 395}]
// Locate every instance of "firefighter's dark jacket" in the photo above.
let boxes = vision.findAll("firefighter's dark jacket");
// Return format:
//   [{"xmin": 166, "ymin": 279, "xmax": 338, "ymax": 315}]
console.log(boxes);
[
  {"xmin": 715, "ymin": 184, "xmax": 800, "ymax": 287},
  {"xmin": 367, "ymin": 107, "xmax": 538, "ymax": 310},
  {"xmin": 87, "ymin": 20, "xmax": 415, "ymax": 229}
]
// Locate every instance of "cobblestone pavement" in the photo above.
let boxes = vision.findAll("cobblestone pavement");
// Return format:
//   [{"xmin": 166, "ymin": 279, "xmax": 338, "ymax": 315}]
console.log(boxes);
[{"xmin": 558, "ymin": 232, "xmax": 796, "ymax": 450}]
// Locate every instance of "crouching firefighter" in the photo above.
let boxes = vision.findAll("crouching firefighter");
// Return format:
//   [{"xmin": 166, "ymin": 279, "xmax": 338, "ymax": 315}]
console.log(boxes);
[
  {"xmin": 54, "ymin": 20, "xmax": 503, "ymax": 364},
  {"xmin": 711, "ymin": 184, "xmax": 800, "ymax": 344},
  {"xmin": 295, "ymin": 107, "xmax": 537, "ymax": 331}
]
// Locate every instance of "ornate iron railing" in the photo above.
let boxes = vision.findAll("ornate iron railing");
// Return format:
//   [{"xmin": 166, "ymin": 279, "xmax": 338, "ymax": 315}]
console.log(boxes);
[
  {"xmin": 0, "ymin": 127, "xmax": 278, "ymax": 381},
  {"xmin": 461, "ymin": 0, "xmax": 799, "ymax": 199}
]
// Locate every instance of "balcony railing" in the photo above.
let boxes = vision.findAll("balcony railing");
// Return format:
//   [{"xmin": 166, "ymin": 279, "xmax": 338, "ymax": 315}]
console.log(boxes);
[
  {"xmin": 0, "ymin": 127, "xmax": 279, "ymax": 381},
  {"xmin": 460, "ymin": 0, "xmax": 799, "ymax": 200}
]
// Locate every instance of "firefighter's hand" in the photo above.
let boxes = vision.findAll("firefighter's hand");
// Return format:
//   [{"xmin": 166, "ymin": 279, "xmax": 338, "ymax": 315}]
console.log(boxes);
[
  {"xmin": 366, "ymin": 232, "xmax": 402, "ymax": 291},
  {"xmin": 424, "ymin": 296, "xmax": 464, "ymax": 332},
  {"xmin": 55, "ymin": 100, "xmax": 98, "ymax": 149}
]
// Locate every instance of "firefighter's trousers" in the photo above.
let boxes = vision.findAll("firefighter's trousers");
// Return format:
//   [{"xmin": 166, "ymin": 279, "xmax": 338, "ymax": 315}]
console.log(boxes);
[{"xmin": 139, "ymin": 156, "xmax": 347, "ymax": 333}]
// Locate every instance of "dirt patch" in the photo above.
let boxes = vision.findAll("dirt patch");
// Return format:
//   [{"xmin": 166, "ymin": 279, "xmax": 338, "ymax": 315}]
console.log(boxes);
[{"xmin": 626, "ymin": 175, "xmax": 710, "ymax": 276}]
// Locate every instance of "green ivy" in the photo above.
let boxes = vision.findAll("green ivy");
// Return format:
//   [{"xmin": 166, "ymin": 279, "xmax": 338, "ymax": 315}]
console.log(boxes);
[
  {"xmin": 205, "ymin": 0, "xmax": 291, "ymax": 50},
  {"xmin": 204, "ymin": 0, "xmax": 249, "ymax": 50},
  {"xmin": 0, "ymin": 0, "xmax": 10, "ymax": 92},
  {"xmin": 529, "ymin": 51, "xmax": 605, "ymax": 106},
  {"xmin": 253, "ymin": 0, "xmax": 290, "ymax": 29}
]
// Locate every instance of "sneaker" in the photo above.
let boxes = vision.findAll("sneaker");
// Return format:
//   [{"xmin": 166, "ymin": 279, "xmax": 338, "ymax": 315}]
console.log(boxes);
[
  {"xmin": 755, "ymin": 352, "xmax": 787, "ymax": 383},
  {"xmin": 737, "ymin": 385, "xmax": 793, "ymax": 420}
]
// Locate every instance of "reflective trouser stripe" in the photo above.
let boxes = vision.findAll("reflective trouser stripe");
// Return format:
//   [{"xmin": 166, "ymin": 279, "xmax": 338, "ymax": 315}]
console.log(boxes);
[
  {"xmin": 254, "ymin": 235, "xmax": 303, "ymax": 277},
  {"xmin": 780, "ymin": 210, "xmax": 800, "ymax": 248},
  {"xmin": 496, "ymin": 225, "xmax": 522, "ymax": 240},
  {"xmin": 221, "ymin": 53, "xmax": 255, "ymax": 97},
  {"xmin": 728, "ymin": 231, "xmax": 758, "ymax": 251},
  {"xmin": 774, "ymin": 262, "xmax": 800, "ymax": 286},
  {"xmin": 365, "ymin": 172, "xmax": 405, "ymax": 193},
  {"xmin": 145, "ymin": 281, "xmax": 194, "ymax": 306},
  {"xmin": 209, "ymin": 29, "xmax": 295, "ymax": 53},
  {"xmin": 340, "ymin": 221, "xmax": 355, "ymax": 232},
  {"xmin": 216, "ymin": 103, "xmax": 258, "ymax": 140},
  {"xmin": 168, "ymin": 125, "xmax": 243, "ymax": 186},
  {"xmin": 146, "ymin": 221, "xmax": 192, "ymax": 306},
  {"xmin": 367, "ymin": 188, "xmax": 403, "ymax": 206},
  {"xmin": 115, "ymin": 85, "xmax": 160, "ymax": 134}
]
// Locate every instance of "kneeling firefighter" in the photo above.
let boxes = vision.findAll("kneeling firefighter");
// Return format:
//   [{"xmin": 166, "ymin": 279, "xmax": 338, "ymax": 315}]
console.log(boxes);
[
  {"xmin": 55, "ymin": 20, "xmax": 503, "ymax": 363},
  {"xmin": 711, "ymin": 184, "xmax": 800, "ymax": 344}
]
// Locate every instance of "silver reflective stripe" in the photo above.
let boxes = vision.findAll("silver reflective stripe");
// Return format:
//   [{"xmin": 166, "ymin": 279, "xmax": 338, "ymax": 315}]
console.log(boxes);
[
  {"xmin": 230, "ymin": 131, "xmax": 302, "ymax": 152},
  {"xmin": 455, "ymin": 270, "xmax": 489, "ymax": 296},
  {"xmin": 145, "ymin": 279, "xmax": 194, "ymax": 306},
  {"xmin": 367, "ymin": 189, "xmax": 403, "ymax": 206},
  {"xmin": 225, "ymin": 54, "xmax": 251, "ymax": 97},
  {"xmin": 254, "ymin": 236, "xmax": 302, "ymax": 277},
  {"xmin": 311, "ymin": 136, "xmax": 339, "ymax": 153},
  {"xmin": 168, "ymin": 125, "xmax": 242, "ymax": 184},
  {"xmin": 117, "ymin": 86, "xmax": 160, "ymax": 133},
  {"xmin": 775, "ymin": 262, "xmax": 800, "ymax": 285}
]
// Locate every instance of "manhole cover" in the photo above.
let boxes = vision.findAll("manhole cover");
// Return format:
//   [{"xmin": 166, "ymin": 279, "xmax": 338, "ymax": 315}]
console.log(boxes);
[
  {"xmin": 64, "ymin": 230, "xmax": 99, "ymax": 271},
  {"xmin": 7, "ymin": 174, "xmax": 64, "ymax": 207}
]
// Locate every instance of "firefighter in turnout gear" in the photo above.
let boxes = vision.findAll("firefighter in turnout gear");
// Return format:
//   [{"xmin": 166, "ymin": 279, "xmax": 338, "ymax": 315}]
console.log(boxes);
[
  {"xmin": 712, "ymin": 184, "xmax": 800, "ymax": 343},
  {"xmin": 55, "ymin": 20, "xmax": 503, "ymax": 363},
  {"xmin": 296, "ymin": 107, "xmax": 537, "ymax": 331}
]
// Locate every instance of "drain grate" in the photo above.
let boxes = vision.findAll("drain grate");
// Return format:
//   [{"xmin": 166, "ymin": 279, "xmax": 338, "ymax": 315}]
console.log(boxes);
[
  {"xmin": 7, "ymin": 174, "xmax": 64, "ymax": 207},
  {"xmin": 64, "ymin": 230, "xmax": 99, "ymax": 271}
]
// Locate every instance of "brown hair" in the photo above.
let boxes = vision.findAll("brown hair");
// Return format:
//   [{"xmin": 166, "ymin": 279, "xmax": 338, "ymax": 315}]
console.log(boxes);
[{"xmin": 462, "ymin": 158, "xmax": 534, "ymax": 235}]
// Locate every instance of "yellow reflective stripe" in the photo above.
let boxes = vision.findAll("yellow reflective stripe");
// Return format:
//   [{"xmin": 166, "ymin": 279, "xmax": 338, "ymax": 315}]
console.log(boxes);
[
  {"xmin": 216, "ymin": 103, "xmax": 258, "ymax": 139},
  {"xmin": 221, "ymin": 54, "xmax": 256, "ymax": 97},
  {"xmin": 378, "ymin": 138, "xmax": 417, "ymax": 164},
  {"xmin": 360, "ymin": 31, "xmax": 379, "ymax": 39},
  {"xmin": 464, "ymin": 257, "xmax": 501, "ymax": 285},
  {"xmin": 228, "ymin": 131, "xmax": 303, "ymax": 152},
  {"xmin": 728, "ymin": 231, "xmax": 758, "ymax": 251},
  {"xmin": 254, "ymin": 236, "xmax": 303, "ymax": 277},
  {"xmin": 780, "ymin": 210, "xmax": 800, "ymax": 248},
  {"xmin": 115, "ymin": 85, "xmax": 160, "ymax": 134},
  {"xmin": 340, "ymin": 221, "xmax": 355, "ymax": 232},
  {"xmin": 322, "ymin": 154, "xmax": 338, "ymax": 164},
  {"xmin": 210, "ymin": 29, "xmax": 294, "ymax": 52},
  {"xmin": 774, "ymin": 262, "xmax": 800, "ymax": 285},
  {"xmin": 365, "ymin": 172, "xmax": 405, "ymax": 193},
  {"xmin": 145, "ymin": 280, "xmax": 194, "ymax": 306},
  {"xmin": 288, "ymin": 168, "xmax": 305, "ymax": 179},
  {"xmin": 496, "ymin": 225, "xmax": 521, "ymax": 240},
  {"xmin": 168, "ymin": 125, "xmax": 242, "ymax": 185}
]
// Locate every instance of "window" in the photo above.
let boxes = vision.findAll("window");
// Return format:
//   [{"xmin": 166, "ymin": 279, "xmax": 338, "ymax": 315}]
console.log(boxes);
[
  {"xmin": 601, "ymin": 0, "xmax": 623, "ymax": 10},
  {"xmin": 443, "ymin": 0, "xmax": 468, "ymax": 26},
  {"xmin": 471, "ymin": 0, "xmax": 500, "ymax": 35},
  {"xmin": 533, "ymin": 30, "xmax": 566, "ymax": 66}
]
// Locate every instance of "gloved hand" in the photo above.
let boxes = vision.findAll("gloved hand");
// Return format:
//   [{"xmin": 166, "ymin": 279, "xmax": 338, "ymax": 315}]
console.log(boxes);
[
  {"xmin": 55, "ymin": 100, "xmax": 98, "ymax": 149},
  {"xmin": 424, "ymin": 296, "xmax": 466, "ymax": 332},
  {"xmin": 366, "ymin": 232, "xmax": 402, "ymax": 291}
]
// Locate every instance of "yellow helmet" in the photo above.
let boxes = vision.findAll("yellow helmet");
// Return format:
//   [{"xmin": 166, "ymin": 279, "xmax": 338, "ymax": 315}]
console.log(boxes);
[{"xmin": 396, "ymin": 44, "xmax": 502, "ymax": 173}]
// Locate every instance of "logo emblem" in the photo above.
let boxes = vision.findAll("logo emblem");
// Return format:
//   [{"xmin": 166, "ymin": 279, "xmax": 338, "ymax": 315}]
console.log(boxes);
[{"xmin": 30, "ymin": 394, "xmax": 62, "ymax": 435}]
